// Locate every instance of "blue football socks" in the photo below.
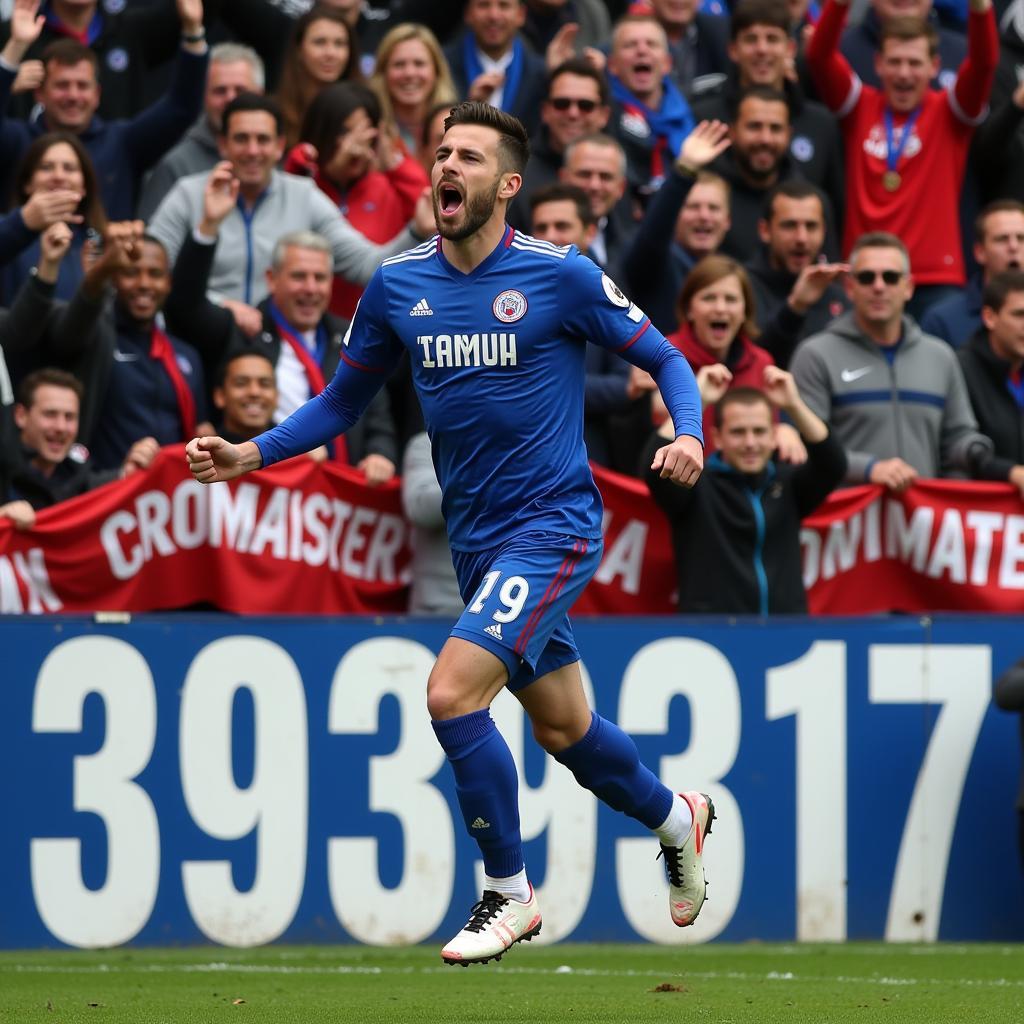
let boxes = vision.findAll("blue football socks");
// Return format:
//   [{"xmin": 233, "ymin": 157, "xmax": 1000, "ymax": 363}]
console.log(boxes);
[
  {"xmin": 555, "ymin": 711, "xmax": 673, "ymax": 829},
  {"xmin": 432, "ymin": 709, "xmax": 524, "ymax": 878}
]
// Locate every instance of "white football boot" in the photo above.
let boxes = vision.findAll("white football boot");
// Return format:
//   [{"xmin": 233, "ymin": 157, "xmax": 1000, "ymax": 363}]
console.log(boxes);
[
  {"xmin": 441, "ymin": 886, "xmax": 542, "ymax": 966},
  {"xmin": 659, "ymin": 791, "xmax": 716, "ymax": 927}
]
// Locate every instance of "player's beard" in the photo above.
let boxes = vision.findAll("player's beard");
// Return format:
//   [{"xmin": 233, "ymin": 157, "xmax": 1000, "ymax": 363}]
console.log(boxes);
[{"xmin": 433, "ymin": 177, "xmax": 501, "ymax": 241}]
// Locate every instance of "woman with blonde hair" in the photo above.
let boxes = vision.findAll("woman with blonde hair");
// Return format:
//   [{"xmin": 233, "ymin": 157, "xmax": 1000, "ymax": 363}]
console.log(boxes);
[
  {"xmin": 276, "ymin": 6, "xmax": 361, "ymax": 150},
  {"xmin": 370, "ymin": 24, "xmax": 457, "ymax": 155}
]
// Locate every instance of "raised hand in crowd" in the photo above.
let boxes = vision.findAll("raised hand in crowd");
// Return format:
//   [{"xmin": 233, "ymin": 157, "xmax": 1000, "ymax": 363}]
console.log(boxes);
[
  {"xmin": 467, "ymin": 70, "xmax": 506, "ymax": 104},
  {"xmin": 177, "ymin": 0, "xmax": 205, "ymax": 37},
  {"xmin": 81, "ymin": 221, "xmax": 147, "ymax": 296},
  {"xmin": 198, "ymin": 161, "xmax": 241, "ymax": 237},
  {"xmin": 0, "ymin": 500, "xmax": 36, "ymax": 531},
  {"xmin": 120, "ymin": 437, "xmax": 160, "ymax": 479},
  {"xmin": 787, "ymin": 261, "xmax": 850, "ymax": 317},
  {"xmin": 2, "ymin": 0, "xmax": 44, "ymax": 65},
  {"xmin": 762, "ymin": 366, "xmax": 829, "ymax": 453},
  {"xmin": 11, "ymin": 59, "xmax": 44, "ymax": 95},
  {"xmin": 695, "ymin": 363, "xmax": 733, "ymax": 409},
  {"xmin": 545, "ymin": 23, "xmax": 605, "ymax": 74},
  {"xmin": 37, "ymin": 222, "xmax": 74, "ymax": 283},
  {"xmin": 675, "ymin": 120, "xmax": 732, "ymax": 176},
  {"xmin": 359, "ymin": 453, "xmax": 397, "ymax": 487},
  {"xmin": 1009, "ymin": 466, "xmax": 1024, "ymax": 499},
  {"xmin": 21, "ymin": 188, "xmax": 84, "ymax": 233},
  {"xmin": 197, "ymin": 163, "xmax": 262, "ymax": 337},
  {"xmin": 869, "ymin": 458, "xmax": 919, "ymax": 494}
]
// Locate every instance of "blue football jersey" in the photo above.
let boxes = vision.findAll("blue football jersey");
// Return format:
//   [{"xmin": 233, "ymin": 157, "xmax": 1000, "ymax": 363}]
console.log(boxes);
[{"xmin": 254, "ymin": 226, "xmax": 702, "ymax": 552}]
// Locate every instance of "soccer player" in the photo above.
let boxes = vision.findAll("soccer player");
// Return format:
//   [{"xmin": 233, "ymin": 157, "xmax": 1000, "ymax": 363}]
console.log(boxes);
[{"xmin": 185, "ymin": 101, "xmax": 713, "ymax": 966}]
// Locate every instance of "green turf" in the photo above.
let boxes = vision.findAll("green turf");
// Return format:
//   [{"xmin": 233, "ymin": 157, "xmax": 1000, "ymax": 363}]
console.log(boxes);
[{"xmin": 1, "ymin": 943, "xmax": 1022, "ymax": 1024}]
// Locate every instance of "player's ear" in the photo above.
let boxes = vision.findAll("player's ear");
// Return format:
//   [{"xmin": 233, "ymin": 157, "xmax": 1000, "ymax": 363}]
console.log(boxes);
[{"xmin": 499, "ymin": 171, "xmax": 522, "ymax": 200}]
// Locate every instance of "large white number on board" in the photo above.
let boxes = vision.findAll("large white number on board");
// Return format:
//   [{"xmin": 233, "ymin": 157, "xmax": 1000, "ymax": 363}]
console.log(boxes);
[
  {"xmin": 766, "ymin": 641, "xmax": 847, "ymax": 940},
  {"xmin": 180, "ymin": 637, "xmax": 308, "ymax": 946},
  {"xmin": 328, "ymin": 637, "xmax": 453, "ymax": 943},
  {"xmin": 616, "ymin": 639, "xmax": 743, "ymax": 942},
  {"xmin": 484, "ymin": 662, "xmax": 598, "ymax": 943},
  {"xmin": 31, "ymin": 637, "xmax": 159, "ymax": 947},
  {"xmin": 869, "ymin": 644, "xmax": 990, "ymax": 941}
]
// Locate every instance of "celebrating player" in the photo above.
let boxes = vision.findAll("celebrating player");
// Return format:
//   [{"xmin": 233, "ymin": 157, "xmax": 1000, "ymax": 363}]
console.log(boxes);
[{"xmin": 186, "ymin": 101, "xmax": 712, "ymax": 966}]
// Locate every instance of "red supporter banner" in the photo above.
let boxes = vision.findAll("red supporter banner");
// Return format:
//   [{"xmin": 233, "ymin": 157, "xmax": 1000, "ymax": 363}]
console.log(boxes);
[{"xmin": 1, "ymin": 448, "xmax": 1022, "ymax": 615}]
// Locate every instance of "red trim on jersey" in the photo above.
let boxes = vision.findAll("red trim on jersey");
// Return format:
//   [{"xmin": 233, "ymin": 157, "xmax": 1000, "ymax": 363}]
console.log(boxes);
[
  {"xmin": 616, "ymin": 319, "xmax": 651, "ymax": 353},
  {"xmin": 503, "ymin": 224, "xmax": 514, "ymax": 247},
  {"xmin": 339, "ymin": 349, "xmax": 387, "ymax": 374}
]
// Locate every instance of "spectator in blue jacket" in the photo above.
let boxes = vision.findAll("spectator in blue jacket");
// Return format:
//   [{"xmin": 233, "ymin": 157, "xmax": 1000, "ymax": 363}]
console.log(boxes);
[
  {"xmin": 921, "ymin": 200, "xmax": 1024, "ymax": 348},
  {"xmin": 0, "ymin": 0, "xmax": 208, "ymax": 219},
  {"xmin": 0, "ymin": 131, "xmax": 106, "ymax": 305}
]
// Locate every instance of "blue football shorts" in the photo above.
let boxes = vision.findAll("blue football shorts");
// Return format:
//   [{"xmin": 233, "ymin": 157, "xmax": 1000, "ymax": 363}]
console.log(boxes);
[{"xmin": 450, "ymin": 531, "xmax": 602, "ymax": 691}]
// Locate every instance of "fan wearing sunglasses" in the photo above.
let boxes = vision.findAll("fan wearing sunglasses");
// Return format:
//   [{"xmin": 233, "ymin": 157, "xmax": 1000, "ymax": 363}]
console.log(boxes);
[
  {"xmin": 791, "ymin": 231, "xmax": 994, "ymax": 492},
  {"xmin": 508, "ymin": 58, "xmax": 610, "ymax": 227}
]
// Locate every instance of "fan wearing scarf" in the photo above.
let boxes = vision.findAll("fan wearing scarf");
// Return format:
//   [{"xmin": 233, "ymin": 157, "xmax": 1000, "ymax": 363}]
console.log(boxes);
[
  {"xmin": 65, "ymin": 221, "xmax": 210, "ymax": 472},
  {"xmin": 607, "ymin": 14, "xmax": 695, "ymax": 203},
  {"xmin": 446, "ymin": 0, "xmax": 547, "ymax": 137}
]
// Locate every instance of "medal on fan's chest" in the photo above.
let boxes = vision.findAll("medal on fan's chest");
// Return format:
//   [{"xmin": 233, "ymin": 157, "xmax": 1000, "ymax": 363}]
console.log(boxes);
[{"xmin": 882, "ymin": 106, "xmax": 920, "ymax": 195}]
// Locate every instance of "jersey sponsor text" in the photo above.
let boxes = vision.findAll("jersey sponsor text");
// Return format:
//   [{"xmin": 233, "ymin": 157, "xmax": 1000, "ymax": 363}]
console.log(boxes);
[{"xmin": 416, "ymin": 333, "xmax": 518, "ymax": 369}]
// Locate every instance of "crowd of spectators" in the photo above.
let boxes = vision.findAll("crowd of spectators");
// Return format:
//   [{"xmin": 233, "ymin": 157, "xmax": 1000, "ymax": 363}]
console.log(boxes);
[{"xmin": 0, "ymin": 0, "xmax": 1023, "ymax": 617}]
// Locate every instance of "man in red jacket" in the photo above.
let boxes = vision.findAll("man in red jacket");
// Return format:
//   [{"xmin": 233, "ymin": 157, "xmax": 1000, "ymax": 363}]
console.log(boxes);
[{"xmin": 806, "ymin": 0, "xmax": 998, "ymax": 316}]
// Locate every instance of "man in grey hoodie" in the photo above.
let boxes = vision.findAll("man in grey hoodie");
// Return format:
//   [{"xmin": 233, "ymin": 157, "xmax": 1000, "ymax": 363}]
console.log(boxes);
[
  {"xmin": 137, "ymin": 42, "xmax": 265, "ymax": 222},
  {"xmin": 791, "ymin": 231, "xmax": 992, "ymax": 491}
]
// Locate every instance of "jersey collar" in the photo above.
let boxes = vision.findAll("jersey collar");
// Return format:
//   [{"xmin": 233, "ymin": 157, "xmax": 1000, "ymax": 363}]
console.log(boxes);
[{"xmin": 435, "ymin": 224, "xmax": 515, "ymax": 281}]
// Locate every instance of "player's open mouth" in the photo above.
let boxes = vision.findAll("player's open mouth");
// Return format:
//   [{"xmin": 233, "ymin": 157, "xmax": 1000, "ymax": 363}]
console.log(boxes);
[{"xmin": 439, "ymin": 184, "xmax": 463, "ymax": 216}]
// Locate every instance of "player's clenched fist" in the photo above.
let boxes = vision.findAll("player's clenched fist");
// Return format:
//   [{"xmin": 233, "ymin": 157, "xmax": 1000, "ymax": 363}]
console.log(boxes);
[
  {"xmin": 651, "ymin": 434, "xmax": 704, "ymax": 488},
  {"xmin": 186, "ymin": 436, "xmax": 260, "ymax": 484}
]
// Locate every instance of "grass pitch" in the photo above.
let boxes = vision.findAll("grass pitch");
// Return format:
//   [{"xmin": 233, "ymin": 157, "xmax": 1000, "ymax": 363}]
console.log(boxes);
[{"xmin": 1, "ymin": 942, "xmax": 1021, "ymax": 1023}]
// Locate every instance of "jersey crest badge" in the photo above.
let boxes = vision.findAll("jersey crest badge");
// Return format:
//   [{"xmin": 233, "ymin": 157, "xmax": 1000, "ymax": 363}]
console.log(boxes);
[{"xmin": 493, "ymin": 289, "xmax": 528, "ymax": 323}]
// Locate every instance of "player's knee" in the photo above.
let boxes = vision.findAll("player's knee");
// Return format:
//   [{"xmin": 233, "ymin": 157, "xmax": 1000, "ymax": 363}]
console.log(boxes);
[
  {"xmin": 426, "ymin": 672, "xmax": 479, "ymax": 721},
  {"xmin": 530, "ymin": 714, "xmax": 587, "ymax": 755}
]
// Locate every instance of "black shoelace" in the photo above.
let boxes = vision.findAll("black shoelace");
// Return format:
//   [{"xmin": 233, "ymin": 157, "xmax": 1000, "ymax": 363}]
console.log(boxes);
[
  {"xmin": 463, "ymin": 891, "xmax": 510, "ymax": 933},
  {"xmin": 657, "ymin": 845, "xmax": 683, "ymax": 887}
]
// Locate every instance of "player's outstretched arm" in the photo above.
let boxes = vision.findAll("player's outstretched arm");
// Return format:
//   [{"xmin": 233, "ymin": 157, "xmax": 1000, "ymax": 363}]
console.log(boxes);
[{"xmin": 186, "ymin": 436, "xmax": 262, "ymax": 484}]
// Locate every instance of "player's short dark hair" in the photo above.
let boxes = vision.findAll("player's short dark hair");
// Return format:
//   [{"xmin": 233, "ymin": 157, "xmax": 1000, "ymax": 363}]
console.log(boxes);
[
  {"xmin": 849, "ymin": 231, "xmax": 911, "ymax": 273},
  {"xmin": 982, "ymin": 269, "xmax": 1024, "ymax": 314},
  {"xmin": 18, "ymin": 368, "xmax": 83, "ymax": 409},
  {"xmin": 714, "ymin": 387, "xmax": 772, "ymax": 429},
  {"xmin": 221, "ymin": 92, "xmax": 285, "ymax": 137},
  {"xmin": 730, "ymin": 0, "xmax": 791, "ymax": 40},
  {"xmin": 880, "ymin": 17, "xmax": 939, "ymax": 57},
  {"xmin": 41, "ymin": 38, "xmax": 99, "ymax": 76},
  {"xmin": 974, "ymin": 199, "xmax": 1024, "ymax": 244},
  {"xmin": 762, "ymin": 180, "xmax": 825, "ymax": 223},
  {"xmin": 529, "ymin": 183, "xmax": 595, "ymax": 227},
  {"xmin": 443, "ymin": 101, "xmax": 530, "ymax": 176},
  {"xmin": 546, "ymin": 57, "xmax": 610, "ymax": 107},
  {"xmin": 732, "ymin": 84, "xmax": 790, "ymax": 122}
]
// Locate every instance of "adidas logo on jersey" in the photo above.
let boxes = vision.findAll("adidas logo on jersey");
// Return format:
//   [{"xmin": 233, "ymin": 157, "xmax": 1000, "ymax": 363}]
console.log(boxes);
[
  {"xmin": 484, "ymin": 623, "xmax": 503, "ymax": 640},
  {"xmin": 471, "ymin": 817, "xmax": 491, "ymax": 829},
  {"xmin": 409, "ymin": 298, "xmax": 433, "ymax": 316}
]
